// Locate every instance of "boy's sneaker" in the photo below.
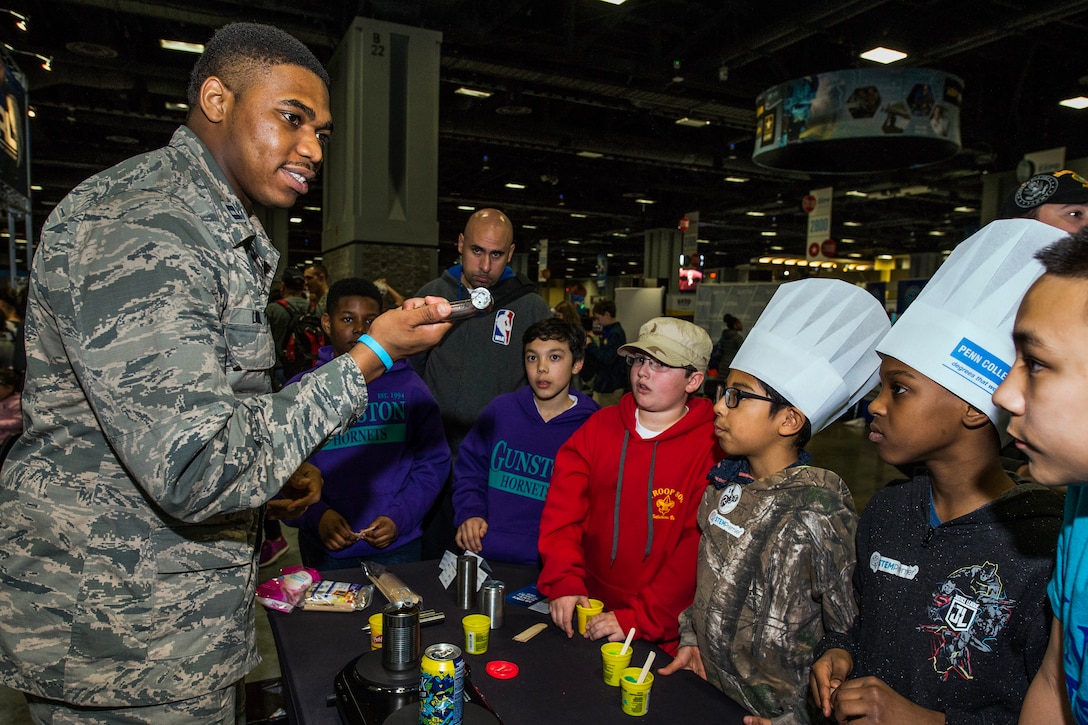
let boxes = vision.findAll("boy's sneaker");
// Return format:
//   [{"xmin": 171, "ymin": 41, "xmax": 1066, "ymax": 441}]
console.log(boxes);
[{"xmin": 259, "ymin": 535, "xmax": 289, "ymax": 567}]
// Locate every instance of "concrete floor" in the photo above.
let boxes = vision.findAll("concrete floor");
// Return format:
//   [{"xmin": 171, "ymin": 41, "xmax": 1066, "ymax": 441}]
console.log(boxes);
[{"xmin": 0, "ymin": 417, "xmax": 897, "ymax": 723}]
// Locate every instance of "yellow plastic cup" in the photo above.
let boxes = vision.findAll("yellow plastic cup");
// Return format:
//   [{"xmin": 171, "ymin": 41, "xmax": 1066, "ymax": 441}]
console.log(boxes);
[
  {"xmin": 369, "ymin": 612, "xmax": 383, "ymax": 650},
  {"xmin": 601, "ymin": 642, "xmax": 633, "ymax": 686},
  {"xmin": 620, "ymin": 667, "xmax": 653, "ymax": 716},
  {"xmin": 462, "ymin": 614, "xmax": 491, "ymax": 654},
  {"xmin": 576, "ymin": 598, "xmax": 604, "ymax": 635}
]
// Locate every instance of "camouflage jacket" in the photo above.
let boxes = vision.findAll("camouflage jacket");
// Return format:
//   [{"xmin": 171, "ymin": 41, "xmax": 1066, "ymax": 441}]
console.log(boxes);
[
  {"xmin": 679, "ymin": 464, "xmax": 858, "ymax": 724},
  {"xmin": 0, "ymin": 126, "xmax": 370, "ymax": 706}
]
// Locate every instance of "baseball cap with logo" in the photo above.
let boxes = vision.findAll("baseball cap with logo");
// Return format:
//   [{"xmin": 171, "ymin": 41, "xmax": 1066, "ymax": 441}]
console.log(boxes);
[
  {"xmin": 618, "ymin": 317, "xmax": 712, "ymax": 371},
  {"xmin": 1000, "ymin": 169, "xmax": 1088, "ymax": 218}
]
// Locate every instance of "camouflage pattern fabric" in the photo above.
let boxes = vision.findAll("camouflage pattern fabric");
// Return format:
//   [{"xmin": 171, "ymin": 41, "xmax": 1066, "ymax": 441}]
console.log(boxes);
[
  {"xmin": 0, "ymin": 126, "xmax": 370, "ymax": 707},
  {"xmin": 679, "ymin": 466, "xmax": 858, "ymax": 724}
]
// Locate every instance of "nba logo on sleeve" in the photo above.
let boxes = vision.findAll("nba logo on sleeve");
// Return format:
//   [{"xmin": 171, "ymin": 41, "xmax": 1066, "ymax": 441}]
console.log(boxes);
[{"xmin": 493, "ymin": 309, "xmax": 515, "ymax": 345}]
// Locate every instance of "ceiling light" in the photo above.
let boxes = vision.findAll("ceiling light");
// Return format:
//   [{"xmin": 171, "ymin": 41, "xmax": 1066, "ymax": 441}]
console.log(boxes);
[
  {"xmin": 635, "ymin": 198, "xmax": 656, "ymax": 205},
  {"xmin": 849, "ymin": 253, "xmax": 863, "ymax": 258},
  {"xmin": 599, "ymin": 0, "xmax": 627, "ymax": 4},
  {"xmin": 159, "ymin": 39, "xmax": 205, "ymax": 54},
  {"xmin": 30, "ymin": 184, "xmax": 41, "ymax": 191},
  {"xmin": 846, "ymin": 190, "xmax": 868, "ymax": 197},
  {"xmin": 771, "ymin": 258, "xmax": 785, "ymax": 265},
  {"xmin": 3, "ymin": 10, "xmax": 28, "ymax": 31},
  {"xmin": 844, "ymin": 221, "xmax": 862, "ymax": 227},
  {"xmin": 796, "ymin": 260, "xmax": 809, "ymax": 267},
  {"xmin": 860, "ymin": 46, "xmax": 908, "ymax": 64},
  {"xmin": 570, "ymin": 213, "xmax": 587, "ymax": 218},
  {"xmin": 26, "ymin": 107, "xmax": 35, "ymax": 118},
  {"xmin": 877, "ymin": 254, "xmax": 894, "ymax": 260},
  {"xmin": 164, "ymin": 101, "xmax": 189, "ymax": 112},
  {"xmin": 784, "ymin": 259, "xmax": 797, "ymax": 265},
  {"xmin": 628, "ymin": 261, "xmax": 639, "ymax": 265},
  {"xmin": 1060, "ymin": 96, "xmax": 1088, "ymax": 110},
  {"xmin": 953, "ymin": 205, "xmax": 976, "ymax": 213},
  {"xmin": 724, "ymin": 176, "xmax": 749, "ymax": 183},
  {"xmin": 577, "ymin": 150, "xmax": 604, "ymax": 159},
  {"xmin": 758, "ymin": 257, "xmax": 772, "ymax": 264},
  {"xmin": 761, "ymin": 231, "xmax": 777, "ymax": 236},
  {"xmin": 457, "ymin": 205, "xmax": 476, "ymax": 211},
  {"xmin": 841, "ymin": 238, "xmax": 855, "ymax": 243},
  {"xmin": 289, "ymin": 217, "xmax": 302, "ymax": 224},
  {"xmin": 303, "ymin": 206, "xmax": 321, "ymax": 212},
  {"xmin": 821, "ymin": 262, "xmax": 836, "ymax": 269},
  {"xmin": 566, "ymin": 257, "xmax": 579, "ymax": 262},
  {"xmin": 455, "ymin": 87, "xmax": 492, "ymax": 99},
  {"xmin": 745, "ymin": 211, "xmax": 765, "ymax": 217},
  {"xmin": 567, "ymin": 240, "xmax": 581, "ymax": 245},
  {"xmin": 928, "ymin": 230, "xmax": 946, "ymax": 236},
  {"xmin": 523, "ymin": 224, "xmax": 537, "ymax": 230},
  {"xmin": 675, "ymin": 117, "xmax": 710, "ymax": 127},
  {"xmin": 505, "ymin": 182, "xmax": 526, "ymax": 190},
  {"xmin": 769, "ymin": 246, "xmax": 783, "ymax": 251}
]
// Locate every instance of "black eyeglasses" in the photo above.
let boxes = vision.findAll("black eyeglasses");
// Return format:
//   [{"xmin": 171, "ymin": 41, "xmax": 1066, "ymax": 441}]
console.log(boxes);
[{"xmin": 715, "ymin": 386, "xmax": 777, "ymax": 408}]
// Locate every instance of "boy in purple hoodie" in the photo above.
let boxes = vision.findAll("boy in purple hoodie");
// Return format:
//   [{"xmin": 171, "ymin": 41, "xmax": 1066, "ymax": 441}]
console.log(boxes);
[
  {"xmin": 284, "ymin": 279, "xmax": 450, "ymax": 567},
  {"xmin": 453, "ymin": 318, "xmax": 599, "ymax": 566}
]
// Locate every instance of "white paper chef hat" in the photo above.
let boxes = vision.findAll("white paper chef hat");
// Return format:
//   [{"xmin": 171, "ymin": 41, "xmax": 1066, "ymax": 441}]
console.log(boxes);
[
  {"xmin": 876, "ymin": 219, "xmax": 1066, "ymax": 426},
  {"xmin": 730, "ymin": 278, "xmax": 890, "ymax": 433}
]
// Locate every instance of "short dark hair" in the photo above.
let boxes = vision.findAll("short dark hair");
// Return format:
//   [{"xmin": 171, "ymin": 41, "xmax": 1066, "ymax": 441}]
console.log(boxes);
[
  {"xmin": 722, "ymin": 313, "xmax": 739, "ymax": 327},
  {"xmin": 326, "ymin": 278, "xmax": 383, "ymax": 315},
  {"xmin": 1036, "ymin": 229, "xmax": 1088, "ymax": 278},
  {"xmin": 306, "ymin": 262, "xmax": 329, "ymax": 279},
  {"xmin": 187, "ymin": 23, "xmax": 329, "ymax": 107},
  {"xmin": 592, "ymin": 298, "xmax": 615, "ymax": 317},
  {"xmin": 523, "ymin": 318, "xmax": 585, "ymax": 362},
  {"xmin": 757, "ymin": 376, "xmax": 813, "ymax": 451}
]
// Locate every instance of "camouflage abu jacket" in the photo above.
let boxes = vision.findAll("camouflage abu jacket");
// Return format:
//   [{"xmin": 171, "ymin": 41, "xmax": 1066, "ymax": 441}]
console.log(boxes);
[
  {"xmin": 0, "ymin": 126, "xmax": 370, "ymax": 706},
  {"xmin": 678, "ymin": 463, "xmax": 858, "ymax": 724}
]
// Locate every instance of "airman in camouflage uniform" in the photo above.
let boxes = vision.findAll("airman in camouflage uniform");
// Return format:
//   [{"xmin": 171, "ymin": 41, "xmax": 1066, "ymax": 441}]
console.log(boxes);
[{"xmin": 0, "ymin": 22, "xmax": 451, "ymax": 723}]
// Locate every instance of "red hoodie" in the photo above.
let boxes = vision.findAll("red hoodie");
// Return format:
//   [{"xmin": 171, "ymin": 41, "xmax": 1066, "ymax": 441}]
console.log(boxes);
[{"xmin": 537, "ymin": 393, "xmax": 723, "ymax": 655}]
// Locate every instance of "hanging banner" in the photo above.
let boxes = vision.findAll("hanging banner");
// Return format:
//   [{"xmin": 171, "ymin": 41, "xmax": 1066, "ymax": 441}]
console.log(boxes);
[{"xmin": 805, "ymin": 186, "xmax": 833, "ymax": 261}]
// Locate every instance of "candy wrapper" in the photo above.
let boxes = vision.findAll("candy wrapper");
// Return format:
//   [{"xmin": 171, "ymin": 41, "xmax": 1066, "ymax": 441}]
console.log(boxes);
[
  {"xmin": 256, "ymin": 565, "xmax": 321, "ymax": 614},
  {"xmin": 302, "ymin": 580, "xmax": 375, "ymax": 612}
]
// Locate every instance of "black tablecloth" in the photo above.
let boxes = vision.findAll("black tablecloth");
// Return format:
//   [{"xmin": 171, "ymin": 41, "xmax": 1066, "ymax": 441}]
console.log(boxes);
[{"xmin": 267, "ymin": 559, "xmax": 751, "ymax": 724}]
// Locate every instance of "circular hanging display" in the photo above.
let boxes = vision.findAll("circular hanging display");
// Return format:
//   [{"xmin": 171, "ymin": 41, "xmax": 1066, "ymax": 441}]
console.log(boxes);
[{"xmin": 752, "ymin": 68, "xmax": 963, "ymax": 173}]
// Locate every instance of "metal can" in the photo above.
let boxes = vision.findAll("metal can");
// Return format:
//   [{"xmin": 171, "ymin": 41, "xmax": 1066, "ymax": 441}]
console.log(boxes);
[
  {"xmin": 419, "ymin": 643, "xmax": 465, "ymax": 725},
  {"xmin": 381, "ymin": 601, "xmax": 420, "ymax": 672},
  {"xmin": 479, "ymin": 580, "xmax": 505, "ymax": 629},
  {"xmin": 455, "ymin": 555, "xmax": 476, "ymax": 610}
]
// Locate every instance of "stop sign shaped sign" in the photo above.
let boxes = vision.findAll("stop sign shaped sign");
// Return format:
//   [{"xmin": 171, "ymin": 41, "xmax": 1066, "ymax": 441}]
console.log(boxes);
[
  {"xmin": 821, "ymin": 239, "xmax": 837, "ymax": 257},
  {"xmin": 802, "ymin": 195, "xmax": 817, "ymax": 213}
]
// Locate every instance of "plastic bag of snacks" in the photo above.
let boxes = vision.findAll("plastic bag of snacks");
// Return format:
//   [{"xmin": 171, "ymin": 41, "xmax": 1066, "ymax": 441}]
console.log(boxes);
[
  {"xmin": 302, "ymin": 580, "xmax": 375, "ymax": 612},
  {"xmin": 256, "ymin": 565, "xmax": 321, "ymax": 613}
]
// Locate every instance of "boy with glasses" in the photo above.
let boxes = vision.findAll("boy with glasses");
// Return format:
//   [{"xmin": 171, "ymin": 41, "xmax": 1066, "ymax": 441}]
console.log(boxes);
[
  {"xmin": 537, "ymin": 317, "xmax": 723, "ymax": 655},
  {"xmin": 660, "ymin": 279, "xmax": 889, "ymax": 724}
]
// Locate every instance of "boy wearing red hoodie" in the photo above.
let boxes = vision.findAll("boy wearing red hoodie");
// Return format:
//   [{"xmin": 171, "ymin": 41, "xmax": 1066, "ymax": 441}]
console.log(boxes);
[{"xmin": 538, "ymin": 317, "xmax": 724, "ymax": 655}]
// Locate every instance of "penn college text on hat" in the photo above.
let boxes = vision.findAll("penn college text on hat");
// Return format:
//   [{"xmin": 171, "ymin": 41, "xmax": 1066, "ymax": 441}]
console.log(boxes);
[{"xmin": 876, "ymin": 219, "xmax": 1066, "ymax": 425}]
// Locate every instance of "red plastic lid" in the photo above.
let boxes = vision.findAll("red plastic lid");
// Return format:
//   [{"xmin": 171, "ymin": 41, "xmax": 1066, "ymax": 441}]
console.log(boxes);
[{"xmin": 485, "ymin": 660, "xmax": 519, "ymax": 679}]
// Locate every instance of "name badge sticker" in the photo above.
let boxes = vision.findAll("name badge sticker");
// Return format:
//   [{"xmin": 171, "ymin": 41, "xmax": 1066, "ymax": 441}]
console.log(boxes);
[
  {"xmin": 869, "ymin": 551, "xmax": 919, "ymax": 580},
  {"xmin": 708, "ymin": 511, "xmax": 745, "ymax": 538}
]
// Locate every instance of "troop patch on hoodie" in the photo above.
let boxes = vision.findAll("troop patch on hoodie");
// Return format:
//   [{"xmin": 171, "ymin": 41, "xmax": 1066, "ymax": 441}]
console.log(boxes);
[{"xmin": 652, "ymin": 487, "xmax": 685, "ymax": 521}]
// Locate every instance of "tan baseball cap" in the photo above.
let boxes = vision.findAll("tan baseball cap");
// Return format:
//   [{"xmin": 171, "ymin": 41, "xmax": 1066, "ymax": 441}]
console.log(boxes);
[{"xmin": 618, "ymin": 317, "xmax": 712, "ymax": 371}]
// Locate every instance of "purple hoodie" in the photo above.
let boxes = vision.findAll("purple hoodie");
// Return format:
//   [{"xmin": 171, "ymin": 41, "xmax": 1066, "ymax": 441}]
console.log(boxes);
[
  {"xmin": 286, "ymin": 347, "xmax": 450, "ymax": 558},
  {"xmin": 452, "ymin": 384, "xmax": 598, "ymax": 565}
]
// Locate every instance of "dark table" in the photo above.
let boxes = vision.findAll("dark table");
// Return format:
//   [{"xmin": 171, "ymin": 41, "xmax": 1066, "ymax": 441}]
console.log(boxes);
[{"xmin": 267, "ymin": 559, "xmax": 751, "ymax": 724}]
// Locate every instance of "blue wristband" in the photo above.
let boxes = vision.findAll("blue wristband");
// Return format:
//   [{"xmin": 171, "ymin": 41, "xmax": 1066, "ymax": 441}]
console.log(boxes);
[{"xmin": 357, "ymin": 334, "xmax": 393, "ymax": 372}]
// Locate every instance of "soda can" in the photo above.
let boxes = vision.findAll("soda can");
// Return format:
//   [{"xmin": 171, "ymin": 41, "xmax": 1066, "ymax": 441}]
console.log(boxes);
[{"xmin": 419, "ymin": 643, "xmax": 465, "ymax": 725}]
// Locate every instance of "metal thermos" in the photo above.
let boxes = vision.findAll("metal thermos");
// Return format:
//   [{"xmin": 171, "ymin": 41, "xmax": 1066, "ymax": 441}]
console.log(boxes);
[
  {"xmin": 479, "ymin": 579, "xmax": 505, "ymax": 629},
  {"xmin": 380, "ymin": 602, "xmax": 420, "ymax": 672},
  {"xmin": 456, "ymin": 555, "xmax": 476, "ymax": 610}
]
